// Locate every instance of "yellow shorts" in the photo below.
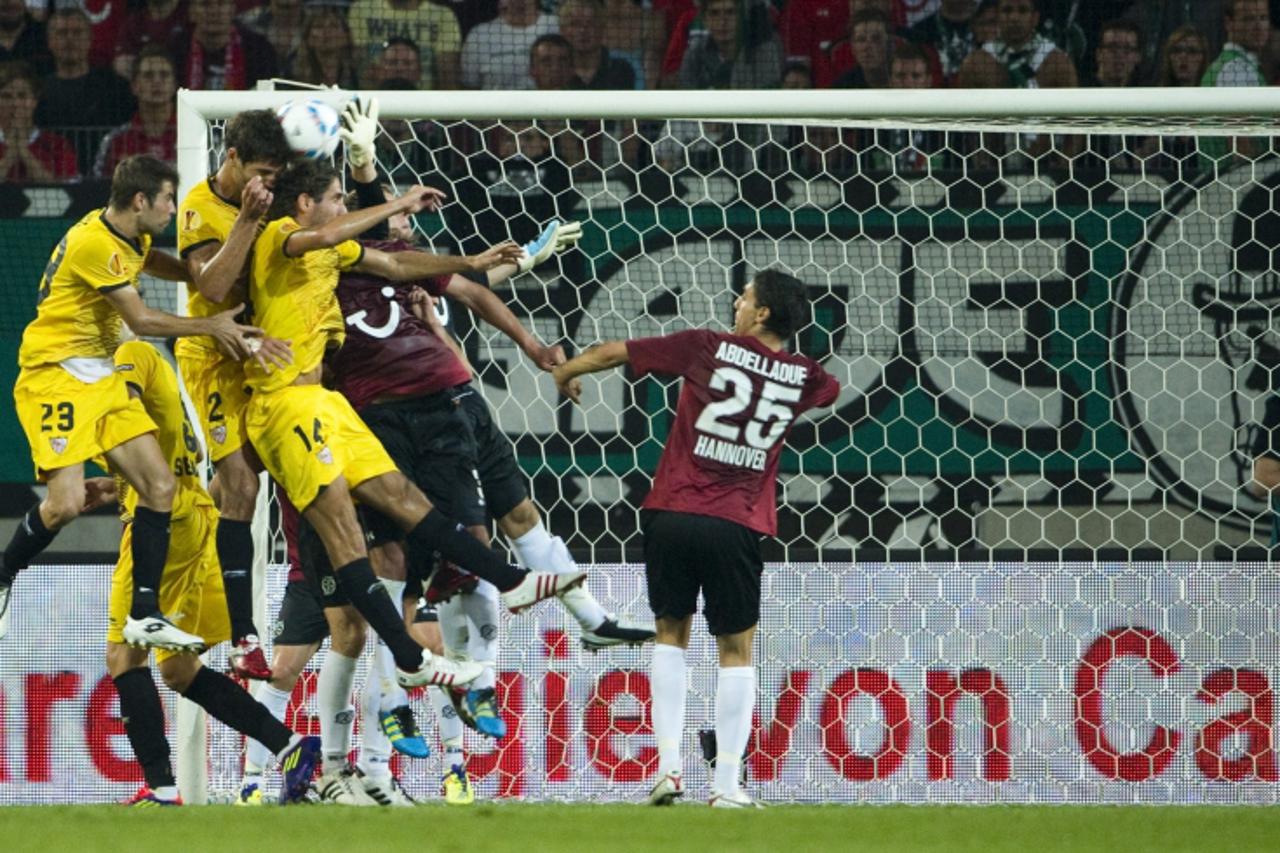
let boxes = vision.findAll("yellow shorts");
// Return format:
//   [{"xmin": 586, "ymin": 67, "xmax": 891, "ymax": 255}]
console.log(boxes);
[
  {"xmin": 177, "ymin": 351, "xmax": 251, "ymax": 464},
  {"xmin": 247, "ymin": 384, "xmax": 397, "ymax": 511},
  {"xmin": 14, "ymin": 364, "xmax": 157, "ymax": 480},
  {"xmin": 106, "ymin": 503, "xmax": 231, "ymax": 662}
]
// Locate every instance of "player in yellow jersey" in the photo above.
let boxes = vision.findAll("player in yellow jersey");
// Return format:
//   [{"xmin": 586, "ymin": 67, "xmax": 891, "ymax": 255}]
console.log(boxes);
[
  {"xmin": 176, "ymin": 109, "xmax": 296, "ymax": 680},
  {"xmin": 0, "ymin": 155, "xmax": 284, "ymax": 647},
  {"xmin": 92, "ymin": 341, "xmax": 319, "ymax": 806},
  {"xmin": 246, "ymin": 159, "xmax": 587, "ymax": 690}
]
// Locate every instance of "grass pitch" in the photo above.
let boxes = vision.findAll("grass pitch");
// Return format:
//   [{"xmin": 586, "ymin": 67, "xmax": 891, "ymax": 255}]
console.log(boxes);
[{"xmin": 4, "ymin": 803, "xmax": 1279, "ymax": 853}]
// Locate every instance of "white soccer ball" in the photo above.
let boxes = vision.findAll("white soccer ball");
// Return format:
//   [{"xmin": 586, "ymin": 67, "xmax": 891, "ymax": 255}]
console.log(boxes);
[{"xmin": 276, "ymin": 99, "xmax": 341, "ymax": 159}]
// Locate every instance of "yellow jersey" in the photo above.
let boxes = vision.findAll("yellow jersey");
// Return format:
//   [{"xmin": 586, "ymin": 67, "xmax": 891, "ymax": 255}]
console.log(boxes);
[
  {"xmin": 175, "ymin": 177, "xmax": 252, "ymax": 359},
  {"xmin": 247, "ymin": 216, "xmax": 363, "ymax": 394},
  {"xmin": 113, "ymin": 341, "xmax": 212, "ymax": 521},
  {"xmin": 18, "ymin": 210, "xmax": 152, "ymax": 367}
]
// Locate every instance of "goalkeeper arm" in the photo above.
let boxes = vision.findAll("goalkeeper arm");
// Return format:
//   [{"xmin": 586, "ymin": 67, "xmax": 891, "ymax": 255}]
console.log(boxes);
[{"xmin": 551, "ymin": 341, "xmax": 630, "ymax": 404}]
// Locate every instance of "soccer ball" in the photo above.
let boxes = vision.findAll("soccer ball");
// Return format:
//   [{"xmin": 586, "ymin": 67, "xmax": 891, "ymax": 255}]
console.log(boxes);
[{"xmin": 276, "ymin": 99, "xmax": 340, "ymax": 159}]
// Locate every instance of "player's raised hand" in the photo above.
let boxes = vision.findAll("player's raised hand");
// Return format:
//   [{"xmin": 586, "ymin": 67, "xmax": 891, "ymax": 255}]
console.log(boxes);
[
  {"xmin": 239, "ymin": 176, "xmax": 272, "ymax": 222},
  {"xmin": 517, "ymin": 220, "xmax": 583, "ymax": 273},
  {"xmin": 552, "ymin": 364, "xmax": 583, "ymax": 404},
  {"xmin": 467, "ymin": 240, "xmax": 524, "ymax": 272},
  {"xmin": 398, "ymin": 185, "xmax": 448, "ymax": 214},
  {"xmin": 339, "ymin": 96, "xmax": 380, "ymax": 169}
]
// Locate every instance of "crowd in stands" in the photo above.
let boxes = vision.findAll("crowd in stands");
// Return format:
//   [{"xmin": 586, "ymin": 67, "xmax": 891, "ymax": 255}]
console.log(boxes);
[{"xmin": 0, "ymin": 0, "xmax": 1276, "ymax": 184}]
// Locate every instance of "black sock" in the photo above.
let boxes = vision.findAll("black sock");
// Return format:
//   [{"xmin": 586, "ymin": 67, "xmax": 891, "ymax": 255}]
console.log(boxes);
[
  {"xmin": 114, "ymin": 667, "xmax": 174, "ymax": 790},
  {"xmin": 179, "ymin": 666, "xmax": 292, "ymax": 754},
  {"xmin": 2, "ymin": 505, "xmax": 58, "ymax": 583},
  {"xmin": 129, "ymin": 507, "xmax": 171, "ymax": 618},
  {"xmin": 216, "ymin": 519, "xmax": 257, "ymax": 643},
  {"xmin": 408, "ymin": 510, "xmax": 525, "ymax": 592},
  {"xmin": 335, "ymin": 557, "xmax": 424, "ymax": 671}
]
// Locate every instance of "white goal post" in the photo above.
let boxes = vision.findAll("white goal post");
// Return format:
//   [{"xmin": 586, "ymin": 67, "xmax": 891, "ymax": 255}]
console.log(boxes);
[{"xmin": 163, "ymin": 88, "xmax": 1280, "ymax": 806}]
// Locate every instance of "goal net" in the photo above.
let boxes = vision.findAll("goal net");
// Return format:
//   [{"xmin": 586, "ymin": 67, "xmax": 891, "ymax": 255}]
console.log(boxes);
[{"xmin": 26, "ymin": 87, "xmax": 1267, "ymax": 805}]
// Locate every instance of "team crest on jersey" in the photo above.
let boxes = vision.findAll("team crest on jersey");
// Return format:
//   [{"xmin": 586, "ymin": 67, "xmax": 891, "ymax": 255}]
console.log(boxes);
[
  {"xmin": 106, "ymin": 253, "xmax": 124, "ymax": 277},
  {"xmin": 211, "ymin": 425, "xmax": 227, "ymax": 445},
  {"xmin": 49, "ymin": 437, "xmax": 67, "ymax": 454},
  {"xmin": 183, "ymin": 209, "xmax": 202, "ymax": 231},
  {"xmin": 321, "ymin": 576, "xmax": 337, "ymax": 596},
  {"xmin": 317, "ymin": 446, "xmax": 333, "ymax": 464}
]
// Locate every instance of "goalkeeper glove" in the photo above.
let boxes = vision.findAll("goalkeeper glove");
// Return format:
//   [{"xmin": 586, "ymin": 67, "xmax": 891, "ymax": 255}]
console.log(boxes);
[
  {"xmin": 516, "ymin": 220, "xmax": 583, "ymax": 273},
  {"xmin": 339, "ymin": 96, "xmax": 379, "ymax": 170}
]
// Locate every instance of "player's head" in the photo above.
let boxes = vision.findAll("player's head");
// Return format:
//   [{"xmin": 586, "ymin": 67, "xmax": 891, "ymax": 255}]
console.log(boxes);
[
  {"xmin": 268, "ymin": 159, "xmax": 345, "ymax": 226},
  {"xmin": 222, "ymin": 108, "xmax": 295, "ymax": 191},
  {"xmin": 735, "ymin": 269, "xmax": 810, "ymax": 340},
  {"xmin": 109, "ymin": 154, "xmax": 180, "ymax": 235}
]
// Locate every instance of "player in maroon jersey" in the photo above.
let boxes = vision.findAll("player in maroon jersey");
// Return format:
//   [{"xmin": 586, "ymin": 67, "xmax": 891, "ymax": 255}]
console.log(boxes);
[{"xmin": 552, "ymin": 270, "xmax": 841, "ymax": 808}]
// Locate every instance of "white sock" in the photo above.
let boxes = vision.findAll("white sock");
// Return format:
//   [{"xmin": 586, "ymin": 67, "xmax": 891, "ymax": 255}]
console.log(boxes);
[
  {"xmin": 510, "ymin": 522, "xmax": 608, "ymax": 630},
  {"xmin": 430, "ymin": 685, "xmax": 465, "ymax": 767},
  {"xmin": 461, "ymin": 581, "xmax": 499, "ymax": 692},
  {"xmin": 436, "ymin": 597, "xmax": 469, "ymax": 656},
  {"xmin": 360, "ymin": 667, "xmax": 393, "ymax": 781},
  {"xmin": 244, "ymin": 683, "xmax": 291, "ymax": 778},
  {"xmin": 376, "ymin": 579, "xmax": 410, "ymax": 713},
  {"xmin": 316, "ymin": 650, "xmax": 358, "ymax": 771},
  {"xmin": 152, "ymin": 784, "xmax": 178, "ymax": 801},
  {"xmin": 713, "ymin": 666, "xmax": 755, "ymax": 796},
  {"xmin": 650, "ymin": 644, "xmax": 687, "ymax": 777}
]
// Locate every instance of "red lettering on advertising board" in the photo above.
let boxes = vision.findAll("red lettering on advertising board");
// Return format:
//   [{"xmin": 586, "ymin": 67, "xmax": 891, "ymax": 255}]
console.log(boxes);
[
  {"xmin": 925, "ymin": 669, "xmax": 1011, "ymax": 781},
  {"xmin": 584, "ymin": 669, "xmax": 657, "ymax": 782},
  {"xmin": 1075, "ymin": 627, "xmax": 1181, "ymax": 781},
  {"xmin": 1195, "ymin": 668, "xmax": 1278, "ymax": 781},
  {"xmin": 543, "ymin": 630, "xmax": 572, "ymax": 782},
  {"xmin": 24, "ymin": 672, "xmax": 80, "ymax": 782},
  {"xmin": 748, "ymin": 670, "xmax": 811, "ymax": 781},
  {"xmin": 466, "ymin": 672, "xmax": 525, "ymax": 797},
  {"xmin": 820, "ymin": 669, "xmax": 910, "ymax": 780}
]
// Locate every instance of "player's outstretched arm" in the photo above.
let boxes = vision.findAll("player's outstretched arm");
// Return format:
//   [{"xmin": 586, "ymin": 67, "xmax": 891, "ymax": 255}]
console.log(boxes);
[
  {"xmin": 184, "ymin": 176, "xmax": 273, "ymax": 303},
  {"xmin": 142, "ymin": 247, "xmax": 190, "ymax": 282},
  {"xmin": 551, "ymin": 341, "xmax": 630, "ymax": 404},
  {"xmin": 286, "ymin": 185, "xmax": 446, "ymax": 256},
  {"xmin": 357, "ymin": 240, "xmax": 523, "ymax": 282},
  {"xmin": 103, "ymin": 287, "xmax": 271, "ymax": 363},
  {"xmin": 444, "ymin": 276, "xmax": 562, "ymax": 370}
]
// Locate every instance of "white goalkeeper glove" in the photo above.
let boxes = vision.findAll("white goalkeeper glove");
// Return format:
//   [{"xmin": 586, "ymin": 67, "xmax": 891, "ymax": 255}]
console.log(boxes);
[
  {"xmin": 516, "ymin": 220, "xmax": 583, "ymax": 274},
  {"xmin": 339, "ymin": 96, "xmax": 379, "ymax": 170}
]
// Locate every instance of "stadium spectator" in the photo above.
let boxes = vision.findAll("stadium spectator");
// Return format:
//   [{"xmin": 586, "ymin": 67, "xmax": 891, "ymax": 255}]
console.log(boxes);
[
  {"xmin": 0, "ymin": 61, "xmax": 76, "ymax": 182},
  {"xmin": 365, "ymin": 34, "xmax": 422, "ymax": 86},
  {"xmin": 1202, "ymin": 0, "xmax": 1269, "ymax": 87},
  {"xmin": 676, "ymin": 0, "xmax": 783, "ymax": 90},
  {"xmin": 115, "ymin": 0, "xmax": 190, "ymax": 80},
  {"xmin": 829, "ymin": 8, "xmax": 892, "ymax": 87},
  {"xmin": 529, "ymin": 32, "xmax": 576, "ymax": 90},
  {"xmin": 0, "ymin": 0, "xmax": 52, "ymax": 74},
  {"xmin": 36, "ymin": 6, "xmax": 135, "ymax": 176},
  {"xmin": 434, "ymin": 0, "xmax": 499, "ymax": 39},
  {"xmin": 1122, "ymin": 0, "xmax": 1224, "ymax": 85},
  {"xmin": 558, "ymin": 0, "xmax": 637, "ymax": 89},
  {"xmin": 94, "ymin": 46, "xmax": 178, "ymax": 178},
  {"xmin": 905, "ymin": 0, "xmax": 977, "ymax": 82},
  {"xmin": 347, "ymin": 0, "xmax": 461, "ymax": 89},
  {"xmin": 955, "ymin": 0, "xmax": 1077, "ymax": 88},
  {"xmin": 600, "ymin": 0, "xmax": 663, "ymax": 88},
  {"xmin": 654, "ymin": 0, "xmax": 697, "ymax": 82},
  {"xmin": 172, "ymin": 0, "xmax": 278, "ymax": 90},
  {"xmin": 969, "ymin": 0, "xmax": 998, "ymax": 45},
  {"xmin": 83, "ymin": 0, "xmax": 129, "ymax": 70},
  {"xmin": 869, "ymin": 42, "xmax": 942, "ymax": 173},
  {"xmin": 1087, "ymin": 18, "xmax": 1141, "ymax": 87},
  {"xmin": 461, "ymin": 0, "xmax": 556, "ymax": 90},
  {"xmin": 285, "ymin": 3, "xmax": 359, "ymax": 88},
  {"xmin": 1157, "ymin": 24, "xmax": 1210, "ymax": 87},
  {"xmin": 240, "ymin": 0, "xmax": 306, "ymax": 65}
]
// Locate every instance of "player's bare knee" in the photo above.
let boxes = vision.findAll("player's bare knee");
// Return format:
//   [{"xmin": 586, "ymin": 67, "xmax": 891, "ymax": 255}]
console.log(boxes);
[
  {"xmin": 105, "ymin": 642, "xmax": 147, "ymax": 677},
  {"xmin": 715, "ymin": 626, "xmax": 756, "ymax": 667},
  {"xmin": 42, "ymin": 493, "xmax": 83, "ymax": 529},
  {"xmin": 134, "ymin": 467, "xmax": 177, "ymax": 510},
  {"xmin": 370, "ymin": 541, "xmax": 406, "ymax": 580},
  {"xmin": 159, "ymin": 655, "xmax": 200, "ymax": 693},
  {"xmin": 215, "ymin": 454, "xmax": 260, "ymax": 519},
  {"xmin": 329, "ymin": 607, "xmax": 366, "ymax": 655},
  {"xmin": 498, "ymin": 500, "xmax": 540, "ymax": 539}
]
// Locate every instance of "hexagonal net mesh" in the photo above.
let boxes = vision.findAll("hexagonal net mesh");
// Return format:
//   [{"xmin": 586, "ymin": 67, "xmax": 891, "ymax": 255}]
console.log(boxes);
[{"xmin": 170, "ymin": 93, "xmax": 1280, "ymax": 805}]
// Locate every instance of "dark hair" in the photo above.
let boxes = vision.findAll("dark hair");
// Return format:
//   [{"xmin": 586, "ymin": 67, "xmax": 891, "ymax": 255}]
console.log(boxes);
[
  {"xmin": 530, "ymin": 33, "xmax": 573, "ymax": 59},
  {"xmin": 224, "ymin": 108, "xmax": 296, "ymax": 168},
  {"xmin": 891, "ymin": 42, "xmax": 930, "ymax": 67},
  {"xmin": 382, "ymin": 35, "xmax": 420, "ymax": 54},
  {"xmin": 0, "ymin": 60, "xmax": 39, "ymax": 99},
  {"xmin": 267, "ymin": 159, "xmax": 340, "ymax": 220},
  {"xmin": 851, "ymin": 9, "xmax": 890, "ymax": 30},
  {"xmin": 751, "ymin": 269, "xmax": 809, "ymax": 339},
  {"xmin": 131, "ymin": 43, "xmax": 177, "ymax": 81},
  {"xmin": 1099, "ymin": 18, "xmax": 1142, "ymax": 49},
  {"xmin": 109, "ymin": 154, "xmax": 180, "ymax": 210}
]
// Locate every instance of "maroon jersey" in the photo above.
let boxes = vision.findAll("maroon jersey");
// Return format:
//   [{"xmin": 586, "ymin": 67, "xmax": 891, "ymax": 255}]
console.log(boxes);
[
  {"xmin": 330, "ymin": 239, "xmax": 472, "ymax": 410},
  {"xmin": 627, "ymin": 329, "xmax": 840, "ymax": 536},
  {"xmin": 279, "ymin": 489, "xmax": 304, "ymax": 584}
]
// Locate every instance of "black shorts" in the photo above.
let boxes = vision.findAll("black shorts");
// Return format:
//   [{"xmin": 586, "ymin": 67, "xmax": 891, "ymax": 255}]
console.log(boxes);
[
  {"xmin": 360, "ymin": 389, "xmax": 488, "ymax": 549},
  {"xmin": 296, "ymin": 513, "xmax": 349, "ymax": 607},
  {"xmin": 641, "ymin": 509, "xmax": 764, "ymax": 637},
  {"xmin": 272, "ymin": 579, "xmax": 332, "ymax": 647},
  {"xmin": 413, "ymin": 598, "xmax": 438, "ymax": 624},
  {"xmin": 457, "ymin": 386, "xmax": 528, "ymax": 521}
]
